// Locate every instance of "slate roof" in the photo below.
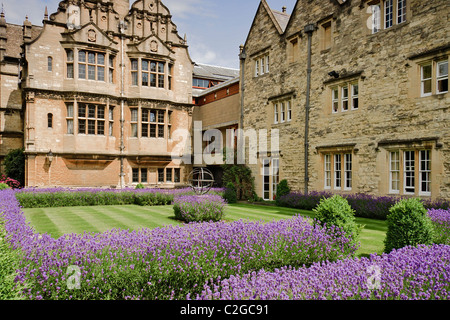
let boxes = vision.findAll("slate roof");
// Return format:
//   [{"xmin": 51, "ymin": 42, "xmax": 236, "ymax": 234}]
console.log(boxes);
[
  {"xmin": 193, "ymin": 63, "xmax": 240, "ymax": 81},
  {"xmin": 3, "ymin": 23, "xmax": 43, "ymax": 59},
  {"xmin": 271, "ymin": 9, "xmax": 290, "ymax": 33},
  {"xmin": 192, "ymin": 76, "xmax": 239, "ymax": 98}
]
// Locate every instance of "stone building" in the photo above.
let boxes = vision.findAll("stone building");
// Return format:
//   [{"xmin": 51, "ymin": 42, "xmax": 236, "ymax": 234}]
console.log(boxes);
[
  {"xmin": 0, "ymin": 13, "xmax": 42, "ymax": 174},
  {"xmin": 241, "ymin": 0, "xmax": 449, "ymax": 200},
  {"xmin": 193, "ymin": 75, "xmax": 241, "ymax": 185},
  {"xmin": 2, "ymin": 0, "xmax": 196, "ymax": 188}
]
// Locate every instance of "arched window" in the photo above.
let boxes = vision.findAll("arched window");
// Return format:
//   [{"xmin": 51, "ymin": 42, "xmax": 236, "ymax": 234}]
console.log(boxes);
[
  {"xmin": 48, "ymin": 56, "xmax": 53, "ymax": 72},
  {"xmin": 48, "ymin": 113, "xmax": 53, "ymax": 128}
]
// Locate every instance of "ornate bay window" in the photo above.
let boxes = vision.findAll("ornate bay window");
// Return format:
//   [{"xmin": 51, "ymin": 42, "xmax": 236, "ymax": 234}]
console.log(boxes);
[
  {"xmin": 65, "ymin": 48, "xmax": 115, "ymax": 83},
  {"xmin": 130, "ymin": 108, "xmax": 171, "ymax": 139},
  {"xmin": 78, "ymin": 104, "xmax": 105, "ymax": 135},
  {"xmin": 129, "ymin": 58, "xmax": 171, "ymax": 90},
  {"xmin": 65, "ymin": 102, "xmax": 115, "ymax": 136},
  {"xmin": 79, "ymin": 51, "xmax": 105, "ymax": 81}
]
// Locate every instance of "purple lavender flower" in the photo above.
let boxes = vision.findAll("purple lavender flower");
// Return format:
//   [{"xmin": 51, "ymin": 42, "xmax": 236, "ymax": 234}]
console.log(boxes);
[
  {"xmin": 196, "ymin": 244, "xmax": 450, "ymax": 300},
  {"xmin": 173, "ymin": 194, "xmax": 227, "ymax": 222},
  {"xmin": 0, "ymin": 189, "xmax": 356, "ymax": 300},
  {"xmin": 428, "ymin": 209, "xmax": 450, "ymax": 245}
]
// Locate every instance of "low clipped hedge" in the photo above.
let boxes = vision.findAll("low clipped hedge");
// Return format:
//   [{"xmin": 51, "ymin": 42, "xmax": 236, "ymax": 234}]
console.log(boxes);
[
  {"xmin": 277, "ymin": 191, "xmax": 450, "ymax": 220},
  {"xmin": 14, "ymin": 188, "xmax": 225, "ymax": 209}
]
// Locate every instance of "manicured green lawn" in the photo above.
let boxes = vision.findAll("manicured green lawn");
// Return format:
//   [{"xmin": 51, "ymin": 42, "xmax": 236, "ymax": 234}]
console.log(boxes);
[{"xmin": 22, "ymin": 203, "xmax": 387, "ymax": 257}]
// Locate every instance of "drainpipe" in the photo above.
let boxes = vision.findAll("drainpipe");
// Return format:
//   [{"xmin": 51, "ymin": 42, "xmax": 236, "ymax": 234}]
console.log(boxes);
[
  {"xmin": 304, "ymin": 24, "xmax": 315, "ymax": 195},
  {"xmin": 238, "ymin": 45, "xmax": 246, "ymax": 164},
  {"xmin": 119, "ymin": 21, "xmax": 126, "ymax": 189}
]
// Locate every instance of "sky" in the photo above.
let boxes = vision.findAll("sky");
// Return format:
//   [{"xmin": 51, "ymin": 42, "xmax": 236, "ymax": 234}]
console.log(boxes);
[{"xmin": 1, "ymin": 0, "xmax": 296, "ymax": 69}]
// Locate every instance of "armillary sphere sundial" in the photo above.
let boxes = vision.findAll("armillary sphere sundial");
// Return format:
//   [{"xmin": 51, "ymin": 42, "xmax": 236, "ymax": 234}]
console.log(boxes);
[{"xmin": 188, "ymin": 167, "xmax": 215, "ymax": 195}]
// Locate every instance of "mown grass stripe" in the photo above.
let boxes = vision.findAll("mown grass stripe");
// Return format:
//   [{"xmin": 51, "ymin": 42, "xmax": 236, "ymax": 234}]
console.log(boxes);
[
  {"xmin": 71, "ymin": 206, "xmax": 133, "ymax": 232},
  {"xmin": 123, "ymin": 206, "xmax": 182, "ymax": 229},
  {"xmin": 225, "ymin": 205, "xmax": 296, "ymax": 222},
  {"xmin": 51, "ymin": 207, "xmax": 102, "ymax": 236},
  {"xmin": 230, "ymin": 204, "xmax": 313, "ymax": 217},
  {"xmin": 25, "ymin": 208, "xmax": 62, "ymax": 238},
  {"xmin": 94, "ymin": 205, "xmax": 175, "ymax": 230}
]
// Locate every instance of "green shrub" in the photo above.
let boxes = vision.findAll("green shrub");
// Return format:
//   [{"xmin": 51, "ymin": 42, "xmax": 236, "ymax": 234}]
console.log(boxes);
[
  {"xmin": 247, "ymin": 192, "xmax": 263, "ymax": 203},
  {"xmin": 0, "ymin": 221, "xmax": 25, "ymax": 300},
  {"xmin": 0, "ymin": 183, "xmax": 10, "ymax": 190},
  {"xmin": 384, "ymin": 198, "xmax": 435, "ymax": 253},
  {"xmin": 222, "ymin": 164, "xmax": 255, "ymax": 200},
  {"xmin": 223, "ymin": 182, "xmax": 237, "ymax": 204},
  {"xmin": 275, "ymin": 180, "xmax": 290, "ymax": 205},
  {"xmin": 135, "ymin": 183, "xmax": 145, "ymax": 190},
  {"xmin": 173, "ymin": 194, "xmax": 227, "ymax": 223},
  {"xmin": 313, "ymin": 195, "xmax": 363, "ymax": 246},
  {"xmin": 3, "ymin": 148, "xmax": 25, "ymax": 187}
]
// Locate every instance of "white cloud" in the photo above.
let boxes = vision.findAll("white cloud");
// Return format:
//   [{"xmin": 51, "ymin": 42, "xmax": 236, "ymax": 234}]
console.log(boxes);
[
  {"xmin": 162, "ymin": 0, "xmax": 217, "ymax": 19},
  {"xmin": 3, "ymin": 0, "xmax": 56, "ymax": 25},
  {"xmin": 1, "ymin": 0, "xmax": 239, "ymax": 68},
  {"xmin": 188, "ymin": 39, "xmax": 239, "ymax": 69}
]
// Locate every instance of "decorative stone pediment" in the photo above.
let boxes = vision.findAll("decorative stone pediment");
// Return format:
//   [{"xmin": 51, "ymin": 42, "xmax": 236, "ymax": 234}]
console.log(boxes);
[
  {"xmin": 130, "ymin": 34, "xmax": 174, "ymax": 57},
  {"xmin": 62, "ymin": 22, "xmax": 117, "ymax": 47}
]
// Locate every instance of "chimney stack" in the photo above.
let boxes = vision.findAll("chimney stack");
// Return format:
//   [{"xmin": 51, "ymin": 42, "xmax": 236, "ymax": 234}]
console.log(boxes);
[
  {"xmin": 0, "ymin": 8, "xmax": 6, "ymax": 61},
  {"xmin": 23, "ymin": 15, "xmax": 32, "ymax": 42}
]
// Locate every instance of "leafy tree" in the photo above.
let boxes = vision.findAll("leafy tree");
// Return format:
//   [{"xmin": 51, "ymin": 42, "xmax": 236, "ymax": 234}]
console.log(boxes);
[
  {"xmin": 221, "ymin": 164, "xmax": 255, "ymax": 201},
  {"xmin": 223, "ymin": 182, "xmax": 237, "ymax": 204},
  {"xmin": 3, "ymin": 148, "xmax": 25, "ymax": 187}
]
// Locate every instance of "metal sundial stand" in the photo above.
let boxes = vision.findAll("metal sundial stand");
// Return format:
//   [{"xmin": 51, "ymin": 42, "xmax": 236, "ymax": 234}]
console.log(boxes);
[{"xmin": 188, "ymin": 167, "xmax": 215, "ymax": 195}]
